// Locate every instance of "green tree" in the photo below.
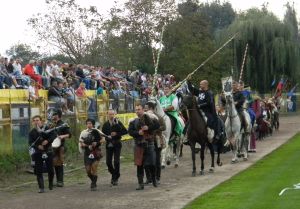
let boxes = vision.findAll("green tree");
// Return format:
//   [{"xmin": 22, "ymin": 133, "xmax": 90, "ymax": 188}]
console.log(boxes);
[
  {"xmin": 28, "ymin": 0, "xmax": 102, "ymax": 64},
  {"xmin": 161, "ymin": 1, "xmax": 225, "ymax": 90},
  {"xmin": 225, "ymin": 8, "xmax": 300, "ymax": 93},
  {"xmin": 6, "ymin": 44, "xmax": 41, "ymax": 65},
  {"xmin": 199, "ymin": 0, "xmax": 236, "ymax": 34},
  {"xmin": 104, "ymin": 0, "xmax": 177, "ymax": 72}
]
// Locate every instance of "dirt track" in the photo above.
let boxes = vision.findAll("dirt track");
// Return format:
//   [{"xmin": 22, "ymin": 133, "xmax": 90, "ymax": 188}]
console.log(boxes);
[{"xmin": 0, "ymin": 115, "xmax": 299, "ymax": 209}]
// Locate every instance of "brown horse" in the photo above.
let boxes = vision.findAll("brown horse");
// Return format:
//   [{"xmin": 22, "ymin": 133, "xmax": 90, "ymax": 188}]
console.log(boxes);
[{"xmin": 182, "ymin": 94, "xmax": 222, "ymax": 176}]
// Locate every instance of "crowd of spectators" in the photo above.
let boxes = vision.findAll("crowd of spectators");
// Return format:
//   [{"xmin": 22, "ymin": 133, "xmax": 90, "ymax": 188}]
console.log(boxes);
[{"xmin": 0, "ymin": 56, "xmax": 177, "ymax": 114}]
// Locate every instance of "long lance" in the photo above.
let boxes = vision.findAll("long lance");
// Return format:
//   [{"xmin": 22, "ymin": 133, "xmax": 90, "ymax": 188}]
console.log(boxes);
[
  {"xmin": 169, "ymin": 33, "xmax": 238, "ymax": 95},
  {"xmin": 238, "ymin": 43, "xmax": 249, "ymax": 83},
  {"xmin": 151, "ymin": 25, "xmax": 166, "ymax": 96}
]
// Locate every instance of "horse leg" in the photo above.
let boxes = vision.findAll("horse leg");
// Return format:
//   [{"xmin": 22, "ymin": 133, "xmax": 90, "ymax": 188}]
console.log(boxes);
[
  {"xmin": 231, "ymin": 136, "xmax": 238, "ymax": 163},
  {"xmin": 207, "ymin": 143, "xmax": 215, "ymax": 173},
  {"xmin": 161, "ymin": 146, "xmax": 167, "ymax": 169},
  {"xmin": 190, "ymin": 142, "xmax": 196, "ymax": 177},
  {"xmin": 199, "ymin": 144, "xmax": 205, "ymax": 175},
  {"xmin": 243, "ymin": 134, "xmax": 249, "ymax": 161},
  {"xmin": 217, "ymin": 140, "xmax": 223, "ymax": 166},
  {"xmin": 179, "ymin": 143, "xmax": 183, "ymax": 158}
]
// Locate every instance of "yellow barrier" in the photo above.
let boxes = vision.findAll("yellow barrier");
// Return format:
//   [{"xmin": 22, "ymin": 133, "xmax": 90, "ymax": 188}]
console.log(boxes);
[
  {"xmin": 0, "ymin": 89, "xmax": 136, "ymax": 155},
  {"xmin": 116, "ymin": 113, "xmax": 136, "ymax": 141}
]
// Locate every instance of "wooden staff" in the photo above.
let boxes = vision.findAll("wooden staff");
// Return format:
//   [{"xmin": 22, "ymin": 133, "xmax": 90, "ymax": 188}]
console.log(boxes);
[
  {"xmin": 169, "ymin": 33, "xmax": 238, "ymax": 95},
  {"xmin": 151, "ymin": 25, "xmax": 166, "ymax": 96},
  {"xmin": 238, "ymin": 43, "xmax": 249, "ymax": 83}
]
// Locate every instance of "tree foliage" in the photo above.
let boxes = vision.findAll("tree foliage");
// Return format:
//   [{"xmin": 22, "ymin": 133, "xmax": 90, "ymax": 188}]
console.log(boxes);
[
  {"xmin": 28, "ymin": 0, "xmax": 102, "ymax": 64},
  {"xmin": 6, "ymin": 44, "xmax": 41, "ymax": 64},
  {"xmin": 224, "ymin": 8, "xmax": 300, "ymax": 93}
]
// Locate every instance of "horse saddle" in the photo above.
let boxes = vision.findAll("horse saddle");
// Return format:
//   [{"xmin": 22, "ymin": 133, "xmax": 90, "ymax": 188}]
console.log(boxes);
[{"xmin": 165, "ymin": 113, "xmax": 178, "ymax": 140}]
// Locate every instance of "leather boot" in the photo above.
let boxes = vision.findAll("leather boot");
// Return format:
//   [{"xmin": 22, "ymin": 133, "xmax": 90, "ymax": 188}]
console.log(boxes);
[
  {"xmin": 150, "ymin": 166, "xmax": 157, "ymax": 187},
  {"xmin": 136, "ymin": 176, "xmax": 144, "ymax": 190},
  {"xmin": 48, "ymin": 172, "xmax": 54, "ymax": 190},
  {"xmin": 91, "ymin": 175, "xmax": 97, "ymax": 191},
  {"xmin": 37, "ymin": 175, "xmax": 45, "ymax": 193},
  {"xmin": 55, "ymin": 166, "xmax": 64, "ymax": 187}
]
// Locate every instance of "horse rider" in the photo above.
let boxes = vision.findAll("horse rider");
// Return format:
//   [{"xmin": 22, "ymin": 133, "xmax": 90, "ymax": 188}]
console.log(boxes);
[
  {"xmin": 159, "ymin": 85, "xmax": 183, "ymax": 137},
  {"xmin": 128, "ymin": 104, "xmax": 160, "ymax": 190},
  {"xmin": 187, "ymin": 79, "xmax": 221, "ymax": 140},
  {"xmin": 79, "ymin": 118, "xmax": 104, "ymax": 191},
  {"xmin": 144, "ymin": 101, "xmax": 166, "ymax": 185},
  {"xmin": 231, "ymin": 81, "xmax": 248, "ymax": 132},
  {"xmin": 239, "ymin": 81, "xmax": 255, "ymax": 126}
]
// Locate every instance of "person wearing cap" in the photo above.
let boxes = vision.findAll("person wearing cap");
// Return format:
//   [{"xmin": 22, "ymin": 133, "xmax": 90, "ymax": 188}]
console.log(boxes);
[{"xmin": 50, "ymin": 109, "xmax": 71, "ymax": 187}]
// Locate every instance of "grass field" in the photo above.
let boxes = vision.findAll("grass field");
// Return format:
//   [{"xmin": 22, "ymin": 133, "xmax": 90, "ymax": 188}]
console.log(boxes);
[{"xmin": 185, "ymin": 134, "xmax": 300, "ymax": 209}]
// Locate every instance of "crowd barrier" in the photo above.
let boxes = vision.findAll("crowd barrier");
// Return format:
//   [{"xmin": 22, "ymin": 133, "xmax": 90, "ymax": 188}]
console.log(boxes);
[{"xmin": 0, "ymin": 89, "xmax": 139, "ymax": 155}]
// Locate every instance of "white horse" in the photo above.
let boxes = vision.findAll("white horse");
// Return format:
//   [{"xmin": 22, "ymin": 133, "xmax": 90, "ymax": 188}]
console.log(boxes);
[
  {"xmin": 224, "ymin": 92, "xmax": 252, "ymax": 163},
  {"xmin": 149, "ymin": 97, "xmax": 185, "ymax": 168}
]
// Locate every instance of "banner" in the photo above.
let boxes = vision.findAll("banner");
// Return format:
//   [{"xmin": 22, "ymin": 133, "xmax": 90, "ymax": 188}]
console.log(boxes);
[{"xmin": 221, "ymin": 76, "xmax": 232, "ymax": 92}]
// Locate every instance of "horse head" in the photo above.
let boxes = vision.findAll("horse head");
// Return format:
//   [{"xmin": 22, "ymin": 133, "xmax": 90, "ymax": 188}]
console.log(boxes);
[
  {"xmin": 148, "ymin": 96, "xmax": 165, "ymax": 117},
  {"xmin": 224, "ymin": 91, "xmax": 233, "ymax": 104},
  {"xmin": 182, "ymin": 94, "xmax": 197, "ymax": 110}
]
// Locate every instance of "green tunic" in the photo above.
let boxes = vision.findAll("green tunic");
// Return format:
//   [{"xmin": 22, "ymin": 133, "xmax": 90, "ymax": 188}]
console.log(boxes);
[{"xmin": 159, "ymin": 94, "xmax": 183, "ymax": 136}]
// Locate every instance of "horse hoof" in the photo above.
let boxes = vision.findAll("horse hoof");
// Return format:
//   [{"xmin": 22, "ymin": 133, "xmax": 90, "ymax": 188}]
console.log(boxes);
[
  {"xmin": 217, "ymin": 162, "xmax": 223, "ymax": 166},
  {"xmin": 166, "ymin": 160, "xmax": 171, "ymax": 166},
  {"xmin": 231, "ymin": 159, "xmax": 238, "ymax": 164},
  {"xmin": 179, "ymin": 154, "xmax": 183, "ymax": 158},
  {"xmin": 199, "ymin": 170, "xmax": 204, "ymax": 175},
  {"xmin": 243, "ymin": 157, "xmax": 248, "ymax": 161},
  {"xmin": 161, "ymin": 165, "xmax": 165, "ymax": 169},
  {"xmin": 192, "ymin": 172, "xmax": 196, "ymax": 177},
  {"xmin": 209, "ymin": 168, "xmax": 214, "ymax": 173},
  {"xmin": 174, "ymin": 164, "xmax": 178, "ymax": 168}
]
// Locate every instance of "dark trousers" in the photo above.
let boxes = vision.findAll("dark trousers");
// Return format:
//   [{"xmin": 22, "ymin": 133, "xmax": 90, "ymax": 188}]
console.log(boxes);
[
  {"xmin": 137, "ymin": 165, "xmax": 144, "ymax": 184},
  {"xmin": 145, "ymin": 145, "xmax": 161, "ymax": 181},
  {"xmin": 205, "ymin": 112, "xmax": 220, "ymax": 137},
  {"xmin": 155, "ymin": 146, "xmax": 162, "ymax": 180},
  {"xmin": 106, "ymin": 145, "xmax": 121, "ymax": 181},
  {"xmin": 34, "ymin": 152, "xmax": 54, "ymax": 189}
]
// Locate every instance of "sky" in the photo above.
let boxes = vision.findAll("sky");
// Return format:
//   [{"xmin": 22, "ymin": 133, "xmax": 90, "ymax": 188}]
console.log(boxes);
[{"xmin": 0, "ymin": 0, "xmax": 298, "ymax": 56}]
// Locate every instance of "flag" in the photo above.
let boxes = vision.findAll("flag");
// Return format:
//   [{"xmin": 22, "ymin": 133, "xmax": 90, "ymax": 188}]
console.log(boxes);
[
  {"xmin": 271, "ymin": 78, "xmax": 276, "ymax": 87},
  {"xmin": 275, "ymin": 79, "xmax": 284, "ymax": 97},
  {"xmin": 287, "ymin": 84, "xmax": 298, "ymax": 97}
]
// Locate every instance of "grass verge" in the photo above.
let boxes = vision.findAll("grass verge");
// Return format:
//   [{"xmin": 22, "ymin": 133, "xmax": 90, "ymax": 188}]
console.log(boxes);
[{"xmin": 185, "ymin": 134, "xmax": 300, "ymax": 209}]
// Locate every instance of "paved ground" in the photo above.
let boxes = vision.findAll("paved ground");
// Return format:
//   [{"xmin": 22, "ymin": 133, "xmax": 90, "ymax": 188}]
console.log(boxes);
[{"xmin": 0, "ymin": 115, "xmax": 299, "ymax": 209}]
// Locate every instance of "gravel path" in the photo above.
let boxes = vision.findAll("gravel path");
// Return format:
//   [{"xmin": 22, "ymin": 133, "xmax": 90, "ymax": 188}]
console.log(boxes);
[{"xmin": 0, "ymin": 115, "xmax": 299, "ymax": 209}]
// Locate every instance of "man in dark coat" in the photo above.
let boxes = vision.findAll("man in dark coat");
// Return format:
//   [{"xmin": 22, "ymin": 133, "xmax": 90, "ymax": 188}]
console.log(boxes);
[
  {"xmin": 102, "ymin": 109, "xmax": 128, "ymax": 186},
  {"xmin": 187, "ymin": 79, "xmax": 221, "ymax": 140},
  {"xmin": 128, "ymin": 104, "xmax": 160, "ymax": 190}
]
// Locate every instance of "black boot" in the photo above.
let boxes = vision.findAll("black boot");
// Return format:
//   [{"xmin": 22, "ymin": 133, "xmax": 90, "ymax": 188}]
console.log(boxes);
[
  {"xmin": 37, "ymin": 175, "xmax": 45, "ymax": 193},
  {"xmin": 55, "ymin": 166, "xmax": 64, "ymax": 187},
  {"xmin": 91, "ymin": 175, "xmax": 97, "ymax": 191},
  {"xmin": 136, "ymin": 176, "xmax": 144, "ymax": 190},
  {"xmin": 48, "ymin": 172, "xmax": 54, "ymax": 190},
  {"xmin": 150, "ymin": 166, "xmax": 157, "ymax": 187}
]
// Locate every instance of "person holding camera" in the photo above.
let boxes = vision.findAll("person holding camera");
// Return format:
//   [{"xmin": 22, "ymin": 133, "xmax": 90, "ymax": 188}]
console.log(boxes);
[
  {"xmin": 28, "ymin": 115, "xmax": 54, "ymax": 193},
  {"xmin": 101, "ymin": 109, "xmax": 128, "ymax": 186}
]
